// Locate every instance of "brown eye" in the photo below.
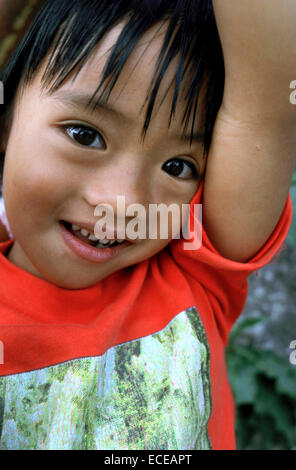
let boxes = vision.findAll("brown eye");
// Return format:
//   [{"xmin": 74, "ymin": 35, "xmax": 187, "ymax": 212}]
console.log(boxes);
[
  {"xmin": 65, "ymin": 125, "xmax": 106, "ymax": 149},
  {"xmin": 162, "ymin": 159, "xmax": 198, "ymax": 179}
]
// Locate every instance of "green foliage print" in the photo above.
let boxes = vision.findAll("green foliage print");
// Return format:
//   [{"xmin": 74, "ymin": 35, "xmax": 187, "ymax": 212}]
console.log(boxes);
[{"xmin": 0, "ymin": 307, "xmax": 212, "ymax": 450}]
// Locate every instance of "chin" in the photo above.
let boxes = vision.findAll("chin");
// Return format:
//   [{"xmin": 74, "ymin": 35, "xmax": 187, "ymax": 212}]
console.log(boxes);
[{"xmin": 46, "ymin": 274, "xmax": 104, "ymax": 290}]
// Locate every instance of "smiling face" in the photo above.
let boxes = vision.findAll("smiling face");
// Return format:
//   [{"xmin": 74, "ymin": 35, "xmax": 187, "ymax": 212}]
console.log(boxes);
[{"xmin": 2, "ymin": 22, "xmax": 206, "ymax": 289}]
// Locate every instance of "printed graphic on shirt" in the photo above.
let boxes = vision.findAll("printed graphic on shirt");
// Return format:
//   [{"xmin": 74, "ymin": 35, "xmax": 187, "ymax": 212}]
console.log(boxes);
[{"xmin": 0, "ymin": 307, "xmax": 212, "ymax": 450}]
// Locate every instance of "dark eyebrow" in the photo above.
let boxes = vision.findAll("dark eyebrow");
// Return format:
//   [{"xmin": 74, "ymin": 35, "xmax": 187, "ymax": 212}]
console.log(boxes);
[
  {"xmin": 52, "ymin": 90, "xmax": 205, "ymax": 144},
  {"xmin": 52, "ymin": 91, "xmax": 126, "ymax": 119},
  {"xmin": 179, "ymin": 131, "xmax": 205, "ymax": 144}
]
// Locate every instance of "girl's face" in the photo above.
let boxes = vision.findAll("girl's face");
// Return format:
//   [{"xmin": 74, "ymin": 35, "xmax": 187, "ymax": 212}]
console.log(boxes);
[{"xmin": 2, "ymin": 23, "xmax": 206, "ymax": 288}]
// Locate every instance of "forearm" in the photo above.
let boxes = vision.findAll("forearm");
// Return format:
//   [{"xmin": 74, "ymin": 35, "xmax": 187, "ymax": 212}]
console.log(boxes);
[
  {"xmin": 203, "ymin": 112, "xmax": 295, "ymax": 261},
  {"xmin": 212, "ymin": 0, "xmax": 296, "ymax": 122},
  {"xmin": 202, "ymin": 1, "xmax": 296, "ymax": 262}
]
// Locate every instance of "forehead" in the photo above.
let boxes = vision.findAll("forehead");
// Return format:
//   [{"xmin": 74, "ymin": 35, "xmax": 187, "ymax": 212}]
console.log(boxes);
[
  {"xmin": 73, "ymin": 23, "xmax": 169, "ymax": 108},
  {"xmin": 37, "ymin": 20, "xmax": 204, "ymax": 137}
]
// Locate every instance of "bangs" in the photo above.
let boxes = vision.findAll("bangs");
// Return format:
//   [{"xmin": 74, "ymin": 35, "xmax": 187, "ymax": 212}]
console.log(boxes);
[{"xmin": 0, "ymin": 0, "xmax": 224, "ymax": 155}]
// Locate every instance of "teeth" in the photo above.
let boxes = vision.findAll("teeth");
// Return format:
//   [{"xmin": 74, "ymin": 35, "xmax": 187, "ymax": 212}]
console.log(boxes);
[
  {"xmin": 99, "ymin": 239, "xmax": 111, "ymax": 245},
  {"xmin": 80, "ymin": 229, "xmax": 89, "ymax": 237},
  {"xmin": 70, "ymin": 223, "xmax": 125, "ymax": 246},
  {"xmin": 96, "ymin": 239, "xmax": 118, "ymax": 248},
  {"xmin": 88, "ymin": 234, "xmax": 97, "ymax": 242}
]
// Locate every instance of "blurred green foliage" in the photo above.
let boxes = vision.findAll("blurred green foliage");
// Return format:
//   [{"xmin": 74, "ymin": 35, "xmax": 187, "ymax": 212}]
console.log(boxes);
[
  {"xmin": 226, "ymin": 317, "xmax": 296, "ymax": 450},
  {"xmin": 287, "ymin": 170, "xmax": 296, "ymax": 248}
]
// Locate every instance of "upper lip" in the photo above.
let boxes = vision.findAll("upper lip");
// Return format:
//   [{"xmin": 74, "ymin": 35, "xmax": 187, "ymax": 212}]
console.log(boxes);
[{"xmin": 61, "ymin": 220, "xmax": 139, "ymax": 244}]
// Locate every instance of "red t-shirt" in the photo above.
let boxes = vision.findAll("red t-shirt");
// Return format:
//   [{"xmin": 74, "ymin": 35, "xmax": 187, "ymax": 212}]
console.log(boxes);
[{"xmin": 0, "ymin": 182, "xmax": 293, "ymax": 450}]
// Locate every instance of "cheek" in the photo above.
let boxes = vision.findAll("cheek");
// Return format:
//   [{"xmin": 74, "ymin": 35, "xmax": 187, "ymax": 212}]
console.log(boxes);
[
  {"xmin": 152, "ymin": 204, "xmax": 187, "ymax": 241},
  {"xmin": 2, "ymin": 146, "xmax": 73, "ymax": 230}
]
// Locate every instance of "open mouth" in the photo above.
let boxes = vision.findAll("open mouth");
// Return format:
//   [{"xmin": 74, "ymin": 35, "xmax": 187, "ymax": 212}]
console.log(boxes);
[{"xmin": 60, "ymin": 221, "xmax": 125, "ymax": 249}]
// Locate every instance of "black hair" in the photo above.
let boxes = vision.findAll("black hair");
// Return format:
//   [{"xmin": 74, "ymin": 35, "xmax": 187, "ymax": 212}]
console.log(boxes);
[{"xmin": 0, "ymin": 0, "xmax": 224, "ymax": 176}]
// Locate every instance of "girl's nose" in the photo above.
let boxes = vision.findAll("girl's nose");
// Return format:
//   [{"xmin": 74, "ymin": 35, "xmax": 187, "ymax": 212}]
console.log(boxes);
[
  {"xmin": 82, "ymin": 172, "xmax": 151, "ymax": 241},
  {"xmin": 82, "ymin": 164, "xmax": 151, "ymax": 213}
]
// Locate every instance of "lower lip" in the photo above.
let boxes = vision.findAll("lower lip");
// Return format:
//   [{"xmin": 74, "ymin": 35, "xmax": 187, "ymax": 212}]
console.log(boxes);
[{"xmin": 59, "ymin": 222, "xmax": 131, "ymax": 264}]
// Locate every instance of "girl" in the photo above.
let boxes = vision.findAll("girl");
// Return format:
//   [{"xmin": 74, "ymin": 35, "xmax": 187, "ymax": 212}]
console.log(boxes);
[{"xmin": 0, "ymin": 0, "xmax": 294, "ymax": 450}]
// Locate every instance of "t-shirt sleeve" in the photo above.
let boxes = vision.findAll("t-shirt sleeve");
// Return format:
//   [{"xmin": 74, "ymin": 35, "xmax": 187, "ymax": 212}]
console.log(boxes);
[
  {"xmin": 199, "ymin": 184, "xmax": 293, "ymax": 277},
  {"xmin": 170, "ymin": 179, "xmax": 293, "ymax": 329}
]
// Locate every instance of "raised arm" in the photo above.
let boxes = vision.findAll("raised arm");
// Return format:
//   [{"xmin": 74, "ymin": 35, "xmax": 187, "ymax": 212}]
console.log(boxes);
[{"xmin": 203, "ymin": 0, "xmax": 296, "ymax": 261}]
